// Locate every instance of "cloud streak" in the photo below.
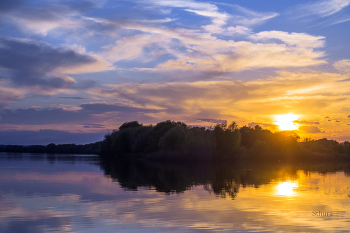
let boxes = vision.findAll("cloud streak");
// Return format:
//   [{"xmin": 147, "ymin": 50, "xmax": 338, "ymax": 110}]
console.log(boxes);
[
  {"xmin": 0, "ymin": 38, "xmax": 111, "ymax": 90},
  {"xmin": 101, "ymin": 23, "xmax": 326, "ymax": 73},
  {"xmin": 144, "ymin": 0, "xmax": 278, "ymax": 34},
  {"xmin": 298, "ymin": 0, "xmax": 350, "ymax": 18},
  {"xmin": 0, "ymin": 103, "xmax": 161, "ymax": 125},
  {"xmin": 0, "ymin": 0, "xmax": 97, "ymax": 36}
]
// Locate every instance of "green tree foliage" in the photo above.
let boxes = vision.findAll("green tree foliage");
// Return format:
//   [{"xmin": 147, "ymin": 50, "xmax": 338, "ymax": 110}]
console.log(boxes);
[
  {"xmin": 272, "ymin": 131, "xmax": 300, "ymax": 150},
  {"xmin": 100, "ymin": 133, "xmax": 112, "ymax": 155},
  {"xmin": 213, "ymin": 122, "xmax": 241, "ymax": 159},
  {"xmin": 183, "ymin": 127, "xmax": 215, "ymax": 159},
  {"xmin": 159, "ymin": 126, "xmax": 186, "ymax": 151},
  {"xmin": 240, "ymin": 125, "xmax": 273, "ymax": 148},
  {"xmin": 145, "ymin": 120, "xmax": 187, "ymax": 152},
  {"xmin": 97, "ymin": 120, "xmax": 350, "ymax": 161}
]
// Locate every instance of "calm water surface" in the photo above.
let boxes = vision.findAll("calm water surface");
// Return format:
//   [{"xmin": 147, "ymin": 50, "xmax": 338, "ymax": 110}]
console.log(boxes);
[{"xmin": 1, "ymin": 153, "xmax": 350, "ymax": 232}]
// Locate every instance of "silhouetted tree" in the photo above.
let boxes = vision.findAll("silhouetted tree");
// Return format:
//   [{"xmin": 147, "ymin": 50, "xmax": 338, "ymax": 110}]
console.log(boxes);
[{"xmin": 119, "ymin": 121, "xmax": 143, "ymax": 131}]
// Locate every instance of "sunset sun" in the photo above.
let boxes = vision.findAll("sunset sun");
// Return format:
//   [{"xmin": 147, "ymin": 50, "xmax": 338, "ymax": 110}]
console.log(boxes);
[{"xmin": 274, "ymin": 114, "xmax": 299, "ymax": 131}]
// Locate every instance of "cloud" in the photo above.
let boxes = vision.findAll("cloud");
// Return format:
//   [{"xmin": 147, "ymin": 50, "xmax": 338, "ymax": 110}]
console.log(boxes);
[
  {"xmin": 155, "ymin": 40, "xmax": 326, "ymax": 72},
  {"xmin": 53, "ymin": 2, "xmax": 319, "ymax": 74},
  {"xmin": 0, "ymin": 103, "xmax": 161, "ymax": 125},
  {"xmin": 213, "ymin": 3, "xmax": 278, "ymax": 28},
  {"xmin": 102, "ymin": 34, "xmax": 172, "ymax": 63},
  {"xmin": 297, "ymin": 0, "xmax": 350, "ymax": 18},
  {"xmin": 145, "ymin": 0, "xmax": 218, "ymax": 12},
  {"xmin": 144, "ymin": 0, "xmax": 278, "ymax": 34},
  {"xmin": 248, "ymin": 122, "xmax": 278, "ymax": 129},
  {"xmin": 0, "ymin": 0, "xmax": 23, "ymax": 13},
  {"xmin": 58, "ymin": 97, "xmax": 85, "ymax": 100},
  {"xmin": 334, "ymin": 59, "xmax": 350, "ymax": 73},
  {"xmin": 109, "ymin": 21, "xmax": 326, "ymax": 72},
  {"xmin": 299, "ymin": 126, "xmax": 322, "ymax": 133},
  {"xmin": 328, "ymin": 16, "xmax": 350, "ymax": 25},
  {"xmin": 0, "ymin": 107, "xmax": 90, "ymax": 125},
  {"xmin": 250, "ymin": 31, "xmax": 325, "ymax": 48},
  {"xmin": 0, "ymin": 0, "xmax": 328, "ymax": 76},
  {"xmin": 185, "ymin": 8, "xmax": 229, "ymax": 34},
  {"xmin": 293, "ymin": 120, "xmax": 320, "ymax": 125},
  {"xmin": 0, "ymin": 38, "xmax": 111, "ymax": 89},
  {"xmin": 72, "ymin": 79, "xmax": 97, "ymax": 89},
  {"xmin": 0, "ymin": 84, "xmax": 25, "ymax": 103},
  {"xmin": 80, "ymin": 103, "xmax": 160, "ymax": 114},
  {"xmin": 1, "ymin": 0, "xmax": 98, "ymax": 36},
  {"xmin": 226, "ymin": 26, "xmax": 251, "ymax": 34},
  {"xmin": 83, "ymin": 70, "xmax": 350, "ymax": 133},
  {"xmin": 197, "ymin": 118, "xmax": 227, "ymax": 124},
  {"xmin": 82, "ymin": 123, "xmax": 105, "ymax": 129}
]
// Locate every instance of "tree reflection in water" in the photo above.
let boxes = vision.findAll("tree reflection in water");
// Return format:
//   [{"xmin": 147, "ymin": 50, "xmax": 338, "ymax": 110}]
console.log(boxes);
[
  {"xmin": 99, "ymin": 159, "xmax": 308, "ymax": 199},
  {"xmin": 99, "ymin": 158, "xmax": 350, "ymax": 199}
]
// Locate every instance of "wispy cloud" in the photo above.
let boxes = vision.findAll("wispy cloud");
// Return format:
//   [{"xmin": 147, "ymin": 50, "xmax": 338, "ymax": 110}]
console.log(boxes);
[
  {"xmin": 155, "ymin": 39, "xmax": 326, "ymax": 73},
  {"xmin": 1, "ymin": 2, "xmax": 87, "ymax": 36},
  {"xmin": 292, "ymin": 0, "xmax": 350, "ymax": 26},
  {"xmin": 145, "ymin": 0, "xmax": 218, "ymax": 12},
  {"xmin": 224, "ymin": 4, "xmax": 279, "ymax": 26},
  {"xmin": 0, "ymin": 83, "xmax": 25, "ymax": 103},
  {"xmin": 143, "ymin": 0, "xmax": 278, "ymax": 34},
  {"xmin": 298, "ymin": 0, "xmax": 350, "ymax": 18},
  {"xmin": 100, "ymin": 22, "xmax": 326, "ymax": 73},
  {"xmin": 334, "ymin": 59, "xmax": 350, "ymax": 73},
  {"xmin": 250, "ymin": 31, "xmax": 325, "ymax": 48},
  {"xmin": 101, "ymin": 34, "xmax": 172, "ymax": 63}
]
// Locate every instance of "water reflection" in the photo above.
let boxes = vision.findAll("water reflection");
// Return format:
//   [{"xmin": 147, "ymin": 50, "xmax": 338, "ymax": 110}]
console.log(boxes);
[
  {"xmin": 99, "ymin": 159, "xmax": 307, "ymax": 199},
  {"xmin": 1, "ymin": 153, "xmax": 350, "ymax": 232},
  {"xmin": 276, "ymin": 181, "xmax": 299, "ymax": 196}
]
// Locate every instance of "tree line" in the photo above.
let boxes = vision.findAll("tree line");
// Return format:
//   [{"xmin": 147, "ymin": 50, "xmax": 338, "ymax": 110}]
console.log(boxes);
[
  {"xmin": 0, "ymin": 142, "xmax": 100, "ymax": 154},
  {"xmin": 2, "ymin": 120, "xmax": 350, "ymax": 161},
  {"xmin": 99, "ymin": 120, "xmax": 350, "ymax": 161}
]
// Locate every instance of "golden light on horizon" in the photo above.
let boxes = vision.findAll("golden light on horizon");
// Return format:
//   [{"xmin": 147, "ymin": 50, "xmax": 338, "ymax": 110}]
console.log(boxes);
[
  {"xmin": 276, "ymin": 181, "xmax": 298, "ymax": 196},
  {"xmin": 274, "ymin": 114, "xmax": 299, "ymax": 131}
]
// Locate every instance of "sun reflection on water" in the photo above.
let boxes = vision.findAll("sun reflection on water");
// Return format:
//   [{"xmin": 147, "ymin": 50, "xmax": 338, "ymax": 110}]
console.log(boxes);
[{"xmin": 276, "ymin": 181, "xmax": 298, "ymax": 196}]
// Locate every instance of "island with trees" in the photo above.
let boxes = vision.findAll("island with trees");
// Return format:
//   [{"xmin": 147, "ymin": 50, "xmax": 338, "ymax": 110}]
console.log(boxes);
[
  {"xmin": 98, "ymin": 120, "xmax": 350, "ymax": 162},
  {"xmin": 1, "ymin": 120, "xmax": 350, "ymax": 162}
]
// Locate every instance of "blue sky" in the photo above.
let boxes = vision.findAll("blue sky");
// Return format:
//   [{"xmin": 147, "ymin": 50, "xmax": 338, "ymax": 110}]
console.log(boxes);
[{"xmin": 1, "ymin": 0, "xmax": 350, "ymax": 144}]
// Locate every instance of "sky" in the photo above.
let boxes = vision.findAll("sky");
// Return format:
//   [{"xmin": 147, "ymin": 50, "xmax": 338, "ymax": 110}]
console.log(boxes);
[{"xmin": 1, "ymin": 0, "xmax": 350, "ymax": 144}]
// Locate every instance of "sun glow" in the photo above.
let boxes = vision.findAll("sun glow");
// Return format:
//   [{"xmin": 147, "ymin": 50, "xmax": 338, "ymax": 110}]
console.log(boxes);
[
  {"xmin": 274, "ymin": 114, "xmax": 299, "ymax": 131},
  {"xmin": 276, "ymin": 181, "xmax": 298, "ymax": 196}
]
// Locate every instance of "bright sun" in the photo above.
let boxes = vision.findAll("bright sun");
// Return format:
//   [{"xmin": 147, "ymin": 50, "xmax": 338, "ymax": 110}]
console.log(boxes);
[{"xmin": 274, "ymin": 114, "xmax": 299, "ymax": 131}]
